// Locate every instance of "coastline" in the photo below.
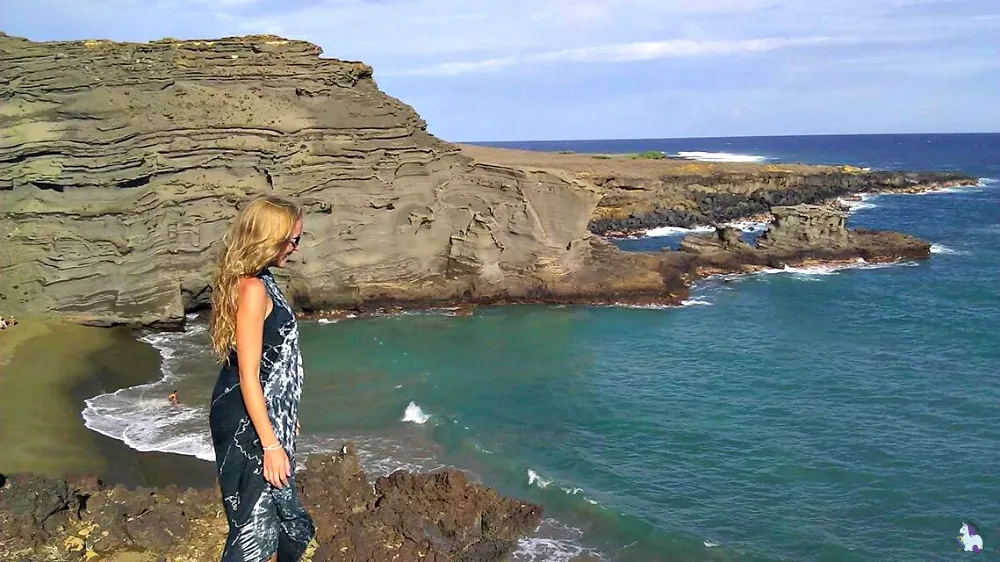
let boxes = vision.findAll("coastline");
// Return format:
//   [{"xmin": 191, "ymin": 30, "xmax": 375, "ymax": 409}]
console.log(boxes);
[{"xmin": 0, "ymin": 319, "xmax": 215, "ymax": 489}]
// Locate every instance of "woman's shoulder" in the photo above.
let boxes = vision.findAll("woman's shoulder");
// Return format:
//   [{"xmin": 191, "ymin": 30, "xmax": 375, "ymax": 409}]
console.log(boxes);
[{"xmin": 237, "ymin": 276, "xmax": 267, "ymax": 300}]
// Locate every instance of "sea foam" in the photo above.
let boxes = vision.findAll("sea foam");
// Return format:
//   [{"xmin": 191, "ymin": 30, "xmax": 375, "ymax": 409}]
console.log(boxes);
[
  {"xmin": 513, "ymin": 518, "xmax": 605, "ymax": 561},
  {"xmin": 402, "ymin": 401, "xmax": 431, "ymax": 424},
  {"xmin": 675, "ymin": 151, "xmax": 767, "ymax": 163},
  {"xmin": 81, "ymin": 324, "xmax": 217, "ymax": 461},
  {"xmin": 930, "ymin": 243, "xmax": 966, "ymax": 255}
]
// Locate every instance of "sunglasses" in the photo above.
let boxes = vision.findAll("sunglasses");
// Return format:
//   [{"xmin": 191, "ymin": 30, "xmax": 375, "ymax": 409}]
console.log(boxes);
[{"xmin": 287, "ymin": 234, "xmax": 301, "ymax": 248}]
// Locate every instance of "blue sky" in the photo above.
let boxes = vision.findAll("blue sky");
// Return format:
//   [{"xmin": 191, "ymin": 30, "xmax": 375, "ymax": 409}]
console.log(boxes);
[{"xmin": 2, "ymin": 0, "xmax": 998, "ymax": 141}]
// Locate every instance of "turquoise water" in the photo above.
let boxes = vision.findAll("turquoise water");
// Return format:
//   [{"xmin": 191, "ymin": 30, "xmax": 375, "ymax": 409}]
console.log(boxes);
[{"xmin": 85, "ymin": 134, "xmax": 1000, "ymax": 561}]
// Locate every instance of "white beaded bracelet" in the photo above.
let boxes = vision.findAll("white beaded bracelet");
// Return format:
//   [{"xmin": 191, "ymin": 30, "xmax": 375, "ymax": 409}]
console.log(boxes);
[{"xmin": 263, "ymin": 442, "xmax": 283, "ymax": 451}]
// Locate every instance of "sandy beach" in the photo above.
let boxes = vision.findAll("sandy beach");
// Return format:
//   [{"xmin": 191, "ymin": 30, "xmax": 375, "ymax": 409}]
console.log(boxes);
[{"xmin": 0, "ymin": 319, "xmax": 216, "ymax": 488}]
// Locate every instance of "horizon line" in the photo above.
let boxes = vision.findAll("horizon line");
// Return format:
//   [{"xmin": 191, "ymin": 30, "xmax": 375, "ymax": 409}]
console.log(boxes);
[{"xmin": 455, "ymin": 131, "xmax": 1000, "ymax": 144}]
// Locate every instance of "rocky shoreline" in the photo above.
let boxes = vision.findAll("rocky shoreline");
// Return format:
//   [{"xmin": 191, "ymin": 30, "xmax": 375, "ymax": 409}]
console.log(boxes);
[
  {"xmin": 0, "ymin": 443, "xmax": 543, "ymax": 562},
  {"xmin": 586, "ymin": 170, "xmax": 973, "ymax": 237}
]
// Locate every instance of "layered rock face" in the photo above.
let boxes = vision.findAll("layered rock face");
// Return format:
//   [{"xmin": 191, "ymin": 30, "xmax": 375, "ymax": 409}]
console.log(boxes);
[
  {"xmin": 677, "ymin": 203, "xmax": 931, "ymax": 272},
  {"xmin": 0, "ymin": 443, "xmax": 542, "ymax": 562},
  {"xmin": 0, "ymin": 33, "xmax": 680, "ymax": 327}
]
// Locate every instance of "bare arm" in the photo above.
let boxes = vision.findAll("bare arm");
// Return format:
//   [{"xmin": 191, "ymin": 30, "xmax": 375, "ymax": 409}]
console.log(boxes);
[{"xmin": 235, "ymin": 277, "xmax": 281, "ymax": 449}]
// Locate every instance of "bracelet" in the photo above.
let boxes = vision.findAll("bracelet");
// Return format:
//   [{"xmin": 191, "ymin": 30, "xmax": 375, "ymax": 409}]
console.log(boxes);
[{"xmin": 263, "ymin": 442, "xmax": 283, "ymax": 451}]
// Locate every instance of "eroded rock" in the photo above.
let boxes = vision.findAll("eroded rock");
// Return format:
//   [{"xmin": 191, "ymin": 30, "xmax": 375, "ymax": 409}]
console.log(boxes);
[{"xmin": 677, "ymin": 204, "xmax": 932, "ymax": 273}]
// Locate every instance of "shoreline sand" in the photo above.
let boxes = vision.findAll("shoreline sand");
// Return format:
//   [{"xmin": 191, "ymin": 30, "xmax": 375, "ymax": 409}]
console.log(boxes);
[{"xmin": 0, "ymin": 319, "xmax": 215, "ymax": 489}]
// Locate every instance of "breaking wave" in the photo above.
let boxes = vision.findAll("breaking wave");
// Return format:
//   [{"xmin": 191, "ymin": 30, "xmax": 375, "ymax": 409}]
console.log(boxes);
[{"xmin": 675, "ymin": 151, "xmax": 767, "ymax": 163}]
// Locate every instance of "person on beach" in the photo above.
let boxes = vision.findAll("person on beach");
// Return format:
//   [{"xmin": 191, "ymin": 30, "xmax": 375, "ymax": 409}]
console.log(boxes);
[
  {"xmin": 208, "ymin": 194, "xmax": 314, "ymax": 562},
  {"xmin": 168, "ymin": 390, "xmax": 179, "ymax": 406}
]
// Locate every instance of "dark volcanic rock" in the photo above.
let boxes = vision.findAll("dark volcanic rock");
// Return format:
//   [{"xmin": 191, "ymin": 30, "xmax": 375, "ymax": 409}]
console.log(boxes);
[
  {"xmin": 588, "ymin": 170, "xmax": 976, "ymax": 236},
  {"xmin": 300, "ymin": 443, "xmax": 542, "ymax": 562},
  {"xmin": 0, "ymin": 443, "xmax": 541, "ymax": 562}
]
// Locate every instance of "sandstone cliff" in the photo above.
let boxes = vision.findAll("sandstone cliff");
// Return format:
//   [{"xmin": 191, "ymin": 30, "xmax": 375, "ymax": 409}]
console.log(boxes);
[
  {"xmin": 0, "ymin": 442, "xmax": 542, "ymax": 562},
  {"xmin": 0, "ymin": 33, "xmax": 681, "ymax": 327}
]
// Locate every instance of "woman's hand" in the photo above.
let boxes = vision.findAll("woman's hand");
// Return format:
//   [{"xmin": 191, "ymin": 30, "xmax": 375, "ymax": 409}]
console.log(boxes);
[
  {"xmin": 263, "ymin": 447, "xmax": 291, "ymax": 489},
  {"xmin": 296, "ymin": 420, "xmax": 300, "ymax": 436}
]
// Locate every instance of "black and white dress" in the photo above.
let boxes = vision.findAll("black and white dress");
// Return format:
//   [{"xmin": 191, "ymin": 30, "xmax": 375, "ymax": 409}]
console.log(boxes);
[{"xmin": 209, "ymin": 267, "xmax": 315, "ymax": 562}]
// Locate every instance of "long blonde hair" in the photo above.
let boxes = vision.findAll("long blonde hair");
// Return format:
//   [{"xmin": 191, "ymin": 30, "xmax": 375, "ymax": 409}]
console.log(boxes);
[{"xmin": 210, "ymin": 194, "xmax": 302, "ymax": 361}]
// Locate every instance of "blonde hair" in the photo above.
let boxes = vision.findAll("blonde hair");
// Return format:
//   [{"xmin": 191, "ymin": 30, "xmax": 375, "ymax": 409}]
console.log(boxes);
[{"xmin": 210, "ymin": 194, "xmax": 302, "ymax": 361}]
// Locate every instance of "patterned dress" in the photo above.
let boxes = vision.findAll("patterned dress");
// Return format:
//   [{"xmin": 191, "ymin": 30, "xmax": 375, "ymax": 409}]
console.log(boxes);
[{"xmin": 209, "ymin": 268, "xmax": 315, "ymax": 562}]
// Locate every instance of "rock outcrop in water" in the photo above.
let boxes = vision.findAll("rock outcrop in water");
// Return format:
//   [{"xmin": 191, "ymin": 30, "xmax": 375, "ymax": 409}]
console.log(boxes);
[
  {"xmin": 676, "ymin": 203, "xmax": 931, "ymax": 274},
  {"xmin": 0, "ymin": 33, "xmax": 684, "ymax": 327},
  {"xmin": 0, "ymin": 443, "xmax": 542, "ymax": 562}
]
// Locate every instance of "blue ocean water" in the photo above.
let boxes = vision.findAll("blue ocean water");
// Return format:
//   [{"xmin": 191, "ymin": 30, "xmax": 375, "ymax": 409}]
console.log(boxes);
[{"xmin": 85, "ymin": 134, "xmax": 1000, "ymax": 561}]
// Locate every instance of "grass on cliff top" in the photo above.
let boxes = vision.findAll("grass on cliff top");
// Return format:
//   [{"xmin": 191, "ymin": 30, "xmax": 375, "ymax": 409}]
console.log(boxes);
[
  {"xmin": 630, "ymin": 150, "xmax": 667, "ymax": 160},
  {"xmin": 586, "ymin": 151, "xmax": 665, "ymax": 160}
]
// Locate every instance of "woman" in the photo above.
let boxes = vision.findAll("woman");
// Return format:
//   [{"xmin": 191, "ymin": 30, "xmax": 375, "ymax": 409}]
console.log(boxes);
[{"xmin": 208, "ymin": 194, "xmax": 315, "ymax": 562}]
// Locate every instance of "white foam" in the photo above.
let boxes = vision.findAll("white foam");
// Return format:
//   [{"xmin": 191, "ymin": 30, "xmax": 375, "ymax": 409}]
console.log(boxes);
[
  {"xmin": 838, "ymin": 192, "xmax": 877, "ymax": 212},
  {"xmin": 644, "ymin": 220, "xmax": 769, "ymax": 238},
  {"xmin": 916, "ymin": 181, "xmax": 987, "ymax": 196},
  {"xmin": 930, "ymin": 243, "xmax": 965, "ymax": 255},
  {"xmin": 704, "ymin": 541, "xmax": 720, "ymax": 548},
  {"xmin": 81, "ymin": 323, "xmax": 217, "ymax": 461},
  {"xmin": 682, "ymin": 297, "xmax": 713, "ymax": 307},
  {"xmin": 759, "ymin": 258, "xmax": 919, "ymax": 277},
  {"xmin": 724, "ymin": 220, "xmax": 770, "ymax": 233},
  {"xmin": 527, "ymin": 469, "xmax": 552, "ymax": 489},
  {"xmin": 402, "ymin": 401, "xmax": 431, "ymax": 424},
  {"xmin": 513, "ymin": 518, "xmax": 605, "ymax": 562},
  {"xmin": 514, "ymin": 537, "xmax": 603, "ymax": 562},
  {"xmin": 761, "ymin": 265, "xmax": 838, "ymax": 276},
  {"xmin": 317, "ymin": 318, "xmax": 338, "ymax": 324},
  {"xmin": 643, "ymin": 225, "xmax": 715, "ymax": 237},
  {"xmin": 707, "ymin": 258, "xmax": 919, "ymax": 284},
  {"xmin": 676, "ymin": 151, "xmax": 767, "ymax": 163}
]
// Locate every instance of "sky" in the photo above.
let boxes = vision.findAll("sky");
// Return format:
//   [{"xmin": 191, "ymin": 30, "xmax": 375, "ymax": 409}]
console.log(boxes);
[{"xmin": 2, "ymin": 0, "xmax": 999, "ymax": 141}]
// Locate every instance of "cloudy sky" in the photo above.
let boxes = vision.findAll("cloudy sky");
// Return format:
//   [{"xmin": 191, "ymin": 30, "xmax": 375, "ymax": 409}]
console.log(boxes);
[{"xmin": 2, "ymin": 0, "xmax": 998, "ymax": 141}]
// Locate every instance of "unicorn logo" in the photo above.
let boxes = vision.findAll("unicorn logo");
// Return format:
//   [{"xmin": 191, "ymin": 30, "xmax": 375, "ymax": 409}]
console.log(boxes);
[{"xmin": 958, "ymin": 522, "xmax": 984, "ymax": 553}]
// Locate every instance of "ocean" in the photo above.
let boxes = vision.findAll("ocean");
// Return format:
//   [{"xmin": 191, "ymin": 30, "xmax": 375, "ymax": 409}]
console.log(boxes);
[{"xmin": 82, "ymin": 133, "xmax": 1000, "ymax": 561}]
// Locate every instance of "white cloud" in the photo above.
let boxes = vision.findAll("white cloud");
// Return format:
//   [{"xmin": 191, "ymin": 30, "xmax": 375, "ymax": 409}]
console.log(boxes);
[{"xmin": 390, "ymin": 36, "xmax": 849, "ymax": 76}]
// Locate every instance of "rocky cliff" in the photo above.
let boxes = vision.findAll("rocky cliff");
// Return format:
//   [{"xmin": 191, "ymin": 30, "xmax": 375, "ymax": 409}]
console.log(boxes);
[
  {"xmin": 0, "ymin": 443, "xmax": 542, "ymax": 562},
  {"xmin": 0, "ymin": 33, "xmax": 681, "ymax": 327}
]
